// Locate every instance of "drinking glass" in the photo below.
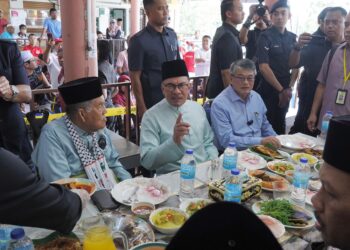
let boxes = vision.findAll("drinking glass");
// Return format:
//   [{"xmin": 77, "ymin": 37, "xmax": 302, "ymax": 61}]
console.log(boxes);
[{"xmin": 272, "ymin": 181, "xmax": 291, "ymax": 200}]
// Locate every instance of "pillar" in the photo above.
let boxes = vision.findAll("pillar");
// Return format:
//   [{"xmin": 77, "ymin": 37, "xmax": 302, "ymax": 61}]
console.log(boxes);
[
  {"xmin": 130, "ymin": 0, "xmax": 140, "ymax": 35},
  {"xmin": 60, "ymin": 0, "xmax": 97, "ymax": 82}
]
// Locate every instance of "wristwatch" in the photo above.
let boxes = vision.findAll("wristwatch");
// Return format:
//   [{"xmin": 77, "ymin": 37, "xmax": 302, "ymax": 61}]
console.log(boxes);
[{"xmin": 10, "ymin": 85, "xmax": 19, "ymax": 100}]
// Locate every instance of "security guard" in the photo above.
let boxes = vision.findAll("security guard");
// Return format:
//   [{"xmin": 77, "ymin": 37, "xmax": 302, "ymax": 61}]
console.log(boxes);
[
  {"xmin": 129, "ymin": 0, "xmax": 180, "ymax": 119},
  {"xmin": 256, "ymin": 0, "xmax": 297, "ymax": 135},
  {"xmin": 206, "ymin": 0, "xmax": 244, "ymax": 99},
  {"xmin": 289, "ymin": 7, "xmax": 346, "ymax": 136},
  {"xmin": 0, "ymin": 40, "xmax": 33, "ymax": 169}
]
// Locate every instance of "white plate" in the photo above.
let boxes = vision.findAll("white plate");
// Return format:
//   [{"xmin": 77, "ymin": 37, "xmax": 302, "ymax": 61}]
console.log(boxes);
[
  {"xmin": 277, "ymin": 135, "xmax": 316, "ymax": 150},
  {"xmin": 247, "ymin": 170, "xmax": 289, "ymax": 191},
  {"xmin": 266, "ymin": 160, "xmax": 296, "ymax": 177},
  {"xmin": 111, "ymin": 177, "xmax": 170, "ymax": 206},
  {"xmin": 219, "ymin": 150, "xmax": 267, "ymax": 171},
  {"xmin": 179, "ymin": 198, "xmax": 213, "ymax": 216},
  {"xmin": 258, "ymin": 215, "xmax": 285, "ymax": 239},
  {"xmin": 238, "ymin": 151, "xmax": 267, "ymax": 170},
  {"xmin": 52, "ymin": 177, "xmax": 96, "ymax": 196},
  {"xmin": 252, "ymin": 200, "xmax": 315, "ymax": 230}
]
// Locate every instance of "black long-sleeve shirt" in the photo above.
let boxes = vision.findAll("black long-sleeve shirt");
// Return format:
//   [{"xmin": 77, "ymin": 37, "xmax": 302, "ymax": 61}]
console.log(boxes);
[{"xmin": 0, "ymin": 147, "xmax": 82, "ymax": 233}]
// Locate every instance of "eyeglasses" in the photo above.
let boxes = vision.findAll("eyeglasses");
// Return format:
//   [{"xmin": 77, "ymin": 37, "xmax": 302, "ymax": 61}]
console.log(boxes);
[
  {"xmin": 164, "ymin": 82, "xmax": 189, "ymax": 91},
  {"xmin": 232, "ymin": 75, "xmax": 255, "ymax": 83}
]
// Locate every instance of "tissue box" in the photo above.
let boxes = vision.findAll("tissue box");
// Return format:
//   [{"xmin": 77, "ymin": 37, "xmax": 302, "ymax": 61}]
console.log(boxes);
[{"xmin": 208, "ymin": 176, "xmax": 262, "ymax": 202}]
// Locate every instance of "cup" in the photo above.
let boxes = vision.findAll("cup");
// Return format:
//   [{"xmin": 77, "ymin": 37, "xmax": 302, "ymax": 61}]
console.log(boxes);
[
  {"xmin": 209, "ymin": 158, "xmax": 220, "ymax": 181},
  {"xmin": 272, "ymin": 181, "xmax": 291, "ymax": 200}
]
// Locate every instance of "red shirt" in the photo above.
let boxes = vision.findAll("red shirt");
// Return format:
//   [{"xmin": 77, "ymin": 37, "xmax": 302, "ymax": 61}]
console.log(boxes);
[
  {"xmin": 23, "ymin": 45, "xmax": 43, "ymax": 58},
  {"xmin": 0, "ymin": 18, "xmax": 8, "ymax": 34}
]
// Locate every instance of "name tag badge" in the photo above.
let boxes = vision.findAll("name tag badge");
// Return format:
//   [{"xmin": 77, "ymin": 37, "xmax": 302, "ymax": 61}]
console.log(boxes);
[{"xmin": 335, "ymin": 89, "xmax": 347, "ymax": 105}]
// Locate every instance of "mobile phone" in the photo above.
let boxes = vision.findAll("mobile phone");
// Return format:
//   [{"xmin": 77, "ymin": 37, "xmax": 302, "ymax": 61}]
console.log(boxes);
[
  {"xmin": 47, "ymin": 32, "xmax": 53, "ymax": 40},
  {"xmin": 91, "ymin": 189, "xmax": 121, "ymax": 211}
]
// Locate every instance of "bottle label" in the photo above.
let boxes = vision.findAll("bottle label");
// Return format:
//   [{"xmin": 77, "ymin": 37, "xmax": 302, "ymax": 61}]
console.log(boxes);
[
  {"xmin": 12, "ymin": 244, "xmax": 34, "ymax": 250},
  {"xmin": 223, "ymin": 155, "xmax": 237, "ymax": 170},
  {"xmin": 224, "ymin": 183, "xmax": 242, "ymax": 203},
  {"xmin": 180, "ymin": 164, "xmax": 195, "ymax": 180},
  {"xmin": 321, "ymin": 120, "xmax": 329, "ymax": 133},
  {"xmin": 293, "ymin": 172, "xmax": 309, "ymax": 188}
]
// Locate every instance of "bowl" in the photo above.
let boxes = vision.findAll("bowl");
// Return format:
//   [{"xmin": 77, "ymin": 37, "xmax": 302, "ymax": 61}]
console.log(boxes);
[
  {"xmin": 129, "ymin": 242, "xmax": 167, "ymax": 250},
  {"xmin": 149, "ymin": 207, "xmax": 187, "ymax": 235},
  {"xmin": 131, "ymin": 202, "xmax": 155, "ymax": 220},
  {"xmin": 291, "ymin": 153, "xmax": 318, "ymax": 167}
]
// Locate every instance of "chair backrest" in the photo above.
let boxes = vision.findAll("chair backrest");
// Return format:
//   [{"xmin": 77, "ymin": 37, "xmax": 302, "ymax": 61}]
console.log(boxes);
[
  {"xmin": 203, "ymin": 99, "xmax": 214, "ymax": 125},
  {"xmin": 25, "ymin": 110, "xmax": 50, "ymax": 146}
]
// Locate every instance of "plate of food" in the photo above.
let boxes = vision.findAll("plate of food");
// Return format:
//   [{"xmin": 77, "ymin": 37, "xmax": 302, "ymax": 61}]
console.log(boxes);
[
  {"xmin": 237, "ymin": 151, "xmax": 267, "ymax": 170},
  {"xmin": 248, "ymin": 169, "xmax": 289, "ymax": 191},
  {"xmin": 252, "ymin": 199, "xmax": 315, "ymax": 229},
  {"xmin": 179, "ymin": 198, "xmax": 213, "ymax": 216},
  {"xmin": 149, "ymin": 207, "xmax": 188, "ymax": 235},
  {"xmin": 52, "ymin": 178, "xmax": 96, "ymax": 195},
  {"xmin": 277, "ymin": 135, "xmax": 316, "ymax": 150},
  {"xmin": 267, "ymin": 160, "xmax": 296, "ymax": 176},
  {"xmin": 250, "ymin": 145, "xmax": 289, "ymax": 161},
  {"xmin": 102, "ymin": 212, "xmax": 155, "ymax": 249},
  {"xmin": 258, "ymin": 215, "xmax": 285, "ymax": 239},
  {"xmin": 291, "ymin": 153, "xmax": 318, "ymax": 167},
  {"xmin": 111, "ymin": 178, "xmax": 170, "ymax": 206},
  {"xmin": 302, "ymin": 148, "xmax": 323, "ymax": 160},
  {"xmin": 314, "ymin": 160, "xmax": 323, "ymax": 172}
]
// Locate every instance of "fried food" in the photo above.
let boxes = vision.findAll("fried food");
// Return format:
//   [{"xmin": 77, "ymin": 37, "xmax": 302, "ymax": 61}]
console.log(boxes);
[
  {"xmin": 251, "ymin": 145, "xmax": 284, "ymax": 159},
  {"xmin": 36, "ymin": 237, "xmax": 81, "ymax": 250},
  {"xmin": 249, "ymin": 170, "xmax": 284, "ymax": 189},
  {"xmin": 302, "ymin": 148, "xmax": 323, "ymax": 159},
  {"xmin": 62, "ymin": 181, "xmax": 95, "ymax": 194}
]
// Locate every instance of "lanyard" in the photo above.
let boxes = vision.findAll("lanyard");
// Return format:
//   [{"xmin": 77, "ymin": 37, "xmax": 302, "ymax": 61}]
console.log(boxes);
[{"xmin": 343, "ymin": 48, "xmax": 350, "ymax": 87}]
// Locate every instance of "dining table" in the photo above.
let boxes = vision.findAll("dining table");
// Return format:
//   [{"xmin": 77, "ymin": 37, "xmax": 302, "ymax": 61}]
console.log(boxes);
[{"xmin": 19, "ymin": 133, "xmax": 325, "ymax": 250}]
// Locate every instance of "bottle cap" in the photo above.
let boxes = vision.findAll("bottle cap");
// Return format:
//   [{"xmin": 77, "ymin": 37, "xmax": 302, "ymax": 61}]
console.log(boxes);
[
  {"xmin": 185, "ymin": 149, "xmax": 193, "ymax": 154},
  {"xmin": 300, "ymin": 157, "xmax": 308, "ymax": 164},
  {"xmin": 10, "ymin": 228, "xmax": 25, "ymax": 240},
  {"xmin": 231, "ymin": 169, "xmax": 240, "ymax": 175},
  {"xmin": 228, "ymin": 142, "xmax": 236, "ymax": 148}
]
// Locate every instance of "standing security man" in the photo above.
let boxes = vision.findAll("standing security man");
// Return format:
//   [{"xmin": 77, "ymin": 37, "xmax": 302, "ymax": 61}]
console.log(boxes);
[
  {"xmin": 129, "ymin": 0, "xmax": 180, "ymax": 119},
  {"xmin": 256, "ymin": 0, "xmax": 297, "ymax": 134},
  {"xmin": 0, "ymin": 40, "xmax": 33, "ymax": 169},
  {"xmin": 289, "ymin": 7, "xmax": 346, "ymax": 136},
  {"xmin": 206, "ymin": 0, "xmax": 244, "ymax": 99}
]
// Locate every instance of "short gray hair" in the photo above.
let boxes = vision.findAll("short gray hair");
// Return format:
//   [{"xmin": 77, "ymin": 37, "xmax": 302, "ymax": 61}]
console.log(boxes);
[
  {"xmin": 66, "ymin": 100, "xmax": 93, "ymax": 117},
  {"xmin": 230, "ymin": 59, "xmax": 257, "ymax": 76}
]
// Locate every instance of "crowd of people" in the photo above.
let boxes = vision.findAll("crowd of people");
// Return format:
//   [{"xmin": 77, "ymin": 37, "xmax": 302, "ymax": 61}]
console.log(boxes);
[{"xmin": 0, "ymin": 0, "xmax": 350, "ymax": 249}]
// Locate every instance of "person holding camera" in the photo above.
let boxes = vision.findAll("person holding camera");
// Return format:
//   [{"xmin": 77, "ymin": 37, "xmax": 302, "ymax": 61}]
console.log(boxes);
[
  {"xmin": 239, "ymin": 2, "xmax": 270, "ymax": 90},
  {"xmin": 289, "ymin": 7, "xmax": 346, "ymax": 136},
  {"xmin": 255, "ymin": 0, "xmax": 297, "ymax": 135}
]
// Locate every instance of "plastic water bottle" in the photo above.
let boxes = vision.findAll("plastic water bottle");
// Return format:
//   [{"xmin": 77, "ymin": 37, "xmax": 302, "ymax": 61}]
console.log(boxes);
[
  {"xmin": 8, "ymin": 228, "xmax": 34, "ymax": 250},
  {"xmin": 291, "ymin": 158, "xmax": 310, "ymax": 207},
  {"xmin": 224, "ymin": 169, "xmax": 242, "ymax": 203},
  {"xmin": 180, "ymin": 149, "xmax": 196, "ymax": 200},
  {"xmin": 320, "ymin": 111, "xmax": 333, "ymax": 140},
  {"xmin": 222, "ymin": 143, "xmax": 238, "ymax": 179}
]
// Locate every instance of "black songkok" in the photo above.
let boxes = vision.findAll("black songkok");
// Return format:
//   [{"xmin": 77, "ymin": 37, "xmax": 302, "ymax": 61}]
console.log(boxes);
[
  {"xmin": 270, "ymin": 0, "xmax": 289, "ymax": 13},
  {"xmin": 162, "ymin": 60, "xmax": 189, "ymax": 81},
  {"xmin": 323, "ymin": 115, "xmax": 350, "ymax": 174},
  {"xmin": 58, "ymin": 77, "xmax": 103, "ymax": 105}
]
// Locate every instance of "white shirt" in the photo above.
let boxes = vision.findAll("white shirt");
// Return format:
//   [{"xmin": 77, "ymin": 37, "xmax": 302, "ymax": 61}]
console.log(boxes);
[
  {"xmin": 47, "ymin": 52, "xmax": 62, "ymax": 88},
  {"xmin": 195, "ymin": 48, "xmax": 211, "ymax": 76}
]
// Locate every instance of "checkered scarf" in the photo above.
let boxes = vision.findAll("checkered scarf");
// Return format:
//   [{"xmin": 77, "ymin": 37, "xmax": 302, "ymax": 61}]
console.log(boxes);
[{"xmin": 64, "ymin": 115, "xmax": 113, "ymax": 189}]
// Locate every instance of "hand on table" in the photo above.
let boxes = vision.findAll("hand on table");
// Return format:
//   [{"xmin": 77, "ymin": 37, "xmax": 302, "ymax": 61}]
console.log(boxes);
[
  {"xmin": 173, "ymin": 113, "xmax": 190, "ymax": 145},
  {"xmin": 261, "ymin": 136, "xmax": 281, "ymax": 149},
  {"xmin": 71, "ymin": 189, "xmax": 90, "ymax": 209}
]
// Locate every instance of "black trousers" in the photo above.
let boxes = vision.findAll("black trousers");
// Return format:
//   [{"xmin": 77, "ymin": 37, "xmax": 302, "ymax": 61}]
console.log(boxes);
[{"xmin": 263, "ymin": 93, "xmax": 289, "ymax": 135}]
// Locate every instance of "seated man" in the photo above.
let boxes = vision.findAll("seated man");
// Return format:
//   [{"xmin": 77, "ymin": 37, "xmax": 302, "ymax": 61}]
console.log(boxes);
[
  {"xmin": 211, "ymin": 59, "xmax": 280, "ymax": 150},
  {"xmin": 32, "ymin": 77, "xmax": 131, "ymax": 187},
  {"xmin": 140, "ymin": 60, "xmax": 218, "ymax": 175},
  {"xmin": 0, "ymin": 147, "xmax": 88, "ymax": 233},
  {"xmin": 311, "ymin": 115, "xmax": 350, "ymax": 250}
]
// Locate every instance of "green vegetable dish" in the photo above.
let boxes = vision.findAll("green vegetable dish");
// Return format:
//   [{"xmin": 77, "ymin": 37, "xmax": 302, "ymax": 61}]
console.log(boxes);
[{"xmin": 259, "ymin": 200, "xmax": 312, "ymax": 227}]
